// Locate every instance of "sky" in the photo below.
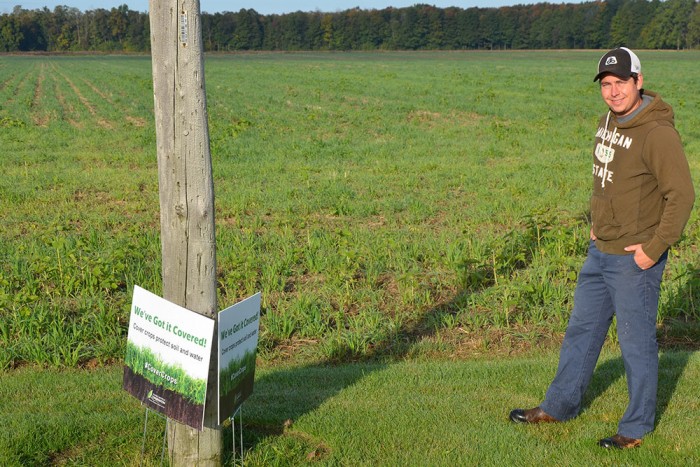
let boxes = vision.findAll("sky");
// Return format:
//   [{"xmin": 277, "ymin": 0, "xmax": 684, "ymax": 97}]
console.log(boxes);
[{"xmin": 1, "ymin": 1, "xmax": 589, "ymax": 15}]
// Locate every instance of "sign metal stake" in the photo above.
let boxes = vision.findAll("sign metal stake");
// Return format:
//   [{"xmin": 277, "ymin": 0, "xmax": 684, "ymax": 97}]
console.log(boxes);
[
  {"xmin": 140, "ymin": 407, "xmax": 169, "ymax": 467},
  {"xmin": 231, "ymin": 405, "xmax": 244, "ymax": 465}
]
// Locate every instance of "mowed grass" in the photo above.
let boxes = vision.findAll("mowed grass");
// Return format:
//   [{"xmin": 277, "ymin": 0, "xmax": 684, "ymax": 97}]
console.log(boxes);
[
  {"xmin": 1, "ymin": 351, "xmax": 698, "ymax": 465},
  {"xmin": 2, "ymin": 51, "xmax": 700, "ymax": 370}
]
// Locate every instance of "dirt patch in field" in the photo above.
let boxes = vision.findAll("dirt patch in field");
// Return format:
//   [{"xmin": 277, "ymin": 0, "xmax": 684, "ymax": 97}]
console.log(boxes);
[
  {"xmin": 126, "ymin": 115, "xmax": 147, "ymax": 127},
  {"xmin": 31, "ymin": 64, "xmax": 50, "ymax": 126},
  {"xmin": 81, "ymin": 77, "xmax": 114, "ymax": 104},
  {"xmin": 54, "ymin": 80, "xmax": 82, "ymax": 129},
  {"xmin": 73, "ymin": 189, "xmax": 114, "ymax": 203},
  {"xmin": 657, "ymin": 319, "xmax": 700, "ymax": 350},
  {"xmin": 407, "ymin": 109, "xmax": 482, "ymax": 128},
  {"xmin": 53, "ymin": 65, "xmax": 114, "ymax": 129},
  {"xmin": 0, "ymin": 75, "xmax": 12, "ymax": 93}
]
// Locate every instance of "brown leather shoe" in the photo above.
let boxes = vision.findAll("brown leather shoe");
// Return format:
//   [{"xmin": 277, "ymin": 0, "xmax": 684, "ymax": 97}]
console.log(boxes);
[
  {"xmin": 509, "ymin": 407, "xmax": 559, "ymax": 424},
  {"xmin": 598, "ymin": 434, "xmax": 642, "ymax": 449}
]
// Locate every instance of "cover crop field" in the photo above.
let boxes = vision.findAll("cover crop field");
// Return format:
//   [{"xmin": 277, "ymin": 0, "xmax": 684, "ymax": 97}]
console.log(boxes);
[{"xmin": 1, "ymin": 51, "xmax": 699, "ymax": 372}]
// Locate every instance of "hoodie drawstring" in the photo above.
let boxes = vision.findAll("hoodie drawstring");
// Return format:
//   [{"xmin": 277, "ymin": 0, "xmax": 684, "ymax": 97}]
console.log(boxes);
[{"xmin": 601, "ymin": 110, "xmax": 615, "ymax": 189}]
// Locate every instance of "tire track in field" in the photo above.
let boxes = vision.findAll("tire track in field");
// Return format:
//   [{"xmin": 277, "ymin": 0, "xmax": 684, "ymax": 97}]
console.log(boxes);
[
  {"xmin": 0, "ymin": 61, "xmax": 21, "ymax": 95},
  {"xmin": 79, "ymin": 76, "xmax": 148, "ymax": 128},
  {"xmin": 0, "ymin": 74, "xmax": 13, "ymax": 94},
  {"xmin": 1, "ymin": 65, "xmax": 34, "ymax": 109},
  {"xmin": 0, "ymin": 64, "xmax": 42, "ymax": 129},
  {"xmin": 31, "ymin": 63, "xmax": 51, "ymax": 127},
  {"xmin": 50, "ymin": 63, "xmax": 114, "ymax": 129},
  {"xmin": 51, "ymin": 68, "xmax": 83, "ymax": 129}
]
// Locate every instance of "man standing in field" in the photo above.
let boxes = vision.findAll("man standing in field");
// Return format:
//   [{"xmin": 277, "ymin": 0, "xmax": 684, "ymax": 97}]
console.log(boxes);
[{"xmin": 509, "ymin": 47, "xmax": 695, "ymax": 449}]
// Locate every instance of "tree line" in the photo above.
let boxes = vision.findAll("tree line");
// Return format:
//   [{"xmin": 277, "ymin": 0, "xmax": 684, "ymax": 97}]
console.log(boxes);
[{"xmin": 1, "ymin": 0, "xmax": 700, "ymax": 53}]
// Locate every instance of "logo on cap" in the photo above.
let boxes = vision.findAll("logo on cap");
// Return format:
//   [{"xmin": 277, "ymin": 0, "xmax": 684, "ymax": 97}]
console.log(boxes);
[{"xmin": 605, "ymin": 57, "xmax": 618, "ymax": 66}]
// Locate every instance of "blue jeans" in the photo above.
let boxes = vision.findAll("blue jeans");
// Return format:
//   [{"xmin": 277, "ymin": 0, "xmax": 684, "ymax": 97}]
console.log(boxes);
[{"xmin": 540, "ymin": 240, "xmax": 667, "ymax": 439}]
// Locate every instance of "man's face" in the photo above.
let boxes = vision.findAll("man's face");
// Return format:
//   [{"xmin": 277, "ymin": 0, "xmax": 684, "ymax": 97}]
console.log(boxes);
[{"xmin": 599, "ymin": 73, "xmax": 644, "ymax": 117}]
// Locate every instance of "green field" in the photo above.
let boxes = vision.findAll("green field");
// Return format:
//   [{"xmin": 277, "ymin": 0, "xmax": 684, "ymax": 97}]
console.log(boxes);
[
  {"xmin": 3, "ymin": 51, "xmax": 699, "ymax": 368},
  {"xmin": 1, "ymin": 51, "xmax": 699, "ymax": 464}
]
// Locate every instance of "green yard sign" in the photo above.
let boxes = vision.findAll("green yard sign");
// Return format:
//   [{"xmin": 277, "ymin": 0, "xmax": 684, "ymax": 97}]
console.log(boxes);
[
  {"xmin": 123, "ymin": 285, "xmax": 215, "ymax": 430},
  {"xmin": 217, "ymin": 293, "xmax": 262, "ymax": 424}
]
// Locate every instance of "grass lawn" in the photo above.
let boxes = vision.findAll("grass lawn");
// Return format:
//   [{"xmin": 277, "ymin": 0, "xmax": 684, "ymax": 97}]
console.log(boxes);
[{"xmin": 1, "ymin": 350, "xmax": 698, "ymax": 465}]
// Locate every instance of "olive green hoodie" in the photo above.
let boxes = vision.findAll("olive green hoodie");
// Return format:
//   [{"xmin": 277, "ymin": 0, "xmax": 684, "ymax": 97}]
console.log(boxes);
[{"xmin": 590, "ymin": 90, "xmax": 694, "ymax": 262}]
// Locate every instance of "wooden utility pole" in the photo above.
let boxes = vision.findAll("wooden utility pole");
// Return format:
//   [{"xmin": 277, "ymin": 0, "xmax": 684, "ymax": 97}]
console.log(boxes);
[{"xmin": 149, "ymin": 1, "xmax": 222, "ymax": 464}]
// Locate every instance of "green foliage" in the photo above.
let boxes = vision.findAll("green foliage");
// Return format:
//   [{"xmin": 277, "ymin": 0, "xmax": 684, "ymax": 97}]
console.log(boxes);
[
  {"xmin": 0, "ymin": 116, "xmax": 25, "ymax": 127},
  {"xmin": 4, "ymin": 1, "xmax": 700, "ymax": 52}
]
